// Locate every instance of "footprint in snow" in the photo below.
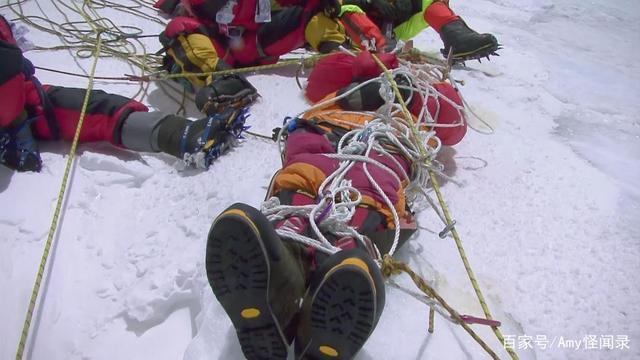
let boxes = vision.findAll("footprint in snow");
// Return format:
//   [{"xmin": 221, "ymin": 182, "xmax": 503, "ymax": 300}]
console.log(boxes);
[{"xmin": 79, "ymin": 152, "xmax": 154, "ymax": 187}]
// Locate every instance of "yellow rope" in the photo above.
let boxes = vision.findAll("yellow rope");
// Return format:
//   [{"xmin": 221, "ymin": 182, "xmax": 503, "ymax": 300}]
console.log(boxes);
[
  {"xmin": 371, "ymin": 53, "xmax": 519, "ymax": 360},
  {"xmin": 430, "ymin": 171, "xmax": 519, "ymax": 360},
  {"xmin": 30, "ymin": 53, "xmax": 327, "ymax": 86},
  {"xmin": 155, "ymin": 54, "xmax": 328, "ymax": 81},
  {"xmin": 15, "ymin": 33, "xmax": 104, "ymax": 360},
  {"xmin": 381, "ymin": 255, "xmax": 499, "ymax": 359}
]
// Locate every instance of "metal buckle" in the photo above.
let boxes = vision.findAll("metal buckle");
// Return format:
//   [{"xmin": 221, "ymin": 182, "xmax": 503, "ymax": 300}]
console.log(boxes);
[{"xmin": 219, "ymin": 24, "xmax": 244, "ymax": 39}]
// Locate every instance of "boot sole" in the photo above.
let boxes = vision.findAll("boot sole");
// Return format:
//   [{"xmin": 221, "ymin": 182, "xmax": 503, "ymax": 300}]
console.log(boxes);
[
  {"xmin": 297, "ymin": 264, "xmax": 377, "ymax": 360},
  {"xmin": 442, "ymin": 40, "xmax": 501, "ymax": 62},
  {"xmin": 206, "ymin": 208, "xmax": 289, "ymax": 360}
]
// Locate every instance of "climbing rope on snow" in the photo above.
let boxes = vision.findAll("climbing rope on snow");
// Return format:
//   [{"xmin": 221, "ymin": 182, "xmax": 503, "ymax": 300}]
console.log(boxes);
[
  {"xmin": 157, "ymin": 54, "xmax": 329, "ymax": 81},
  {"xmin": 15, "ymin": 29, "xmax": 104, "ymax": 360},
  {"xmin": 7, "ymin": 0, "xmax": 164, "ymax": 101},
  {"xmin": 33, "ymin": 54, "xmax": 329, "ymax": 83},
  {"xmin": 371, "ymin": 53, "xmax": 519, "ymax": 360},
  {"xmin": 381, "ymin": 255, "xmax": 500, "ymax": 359}
]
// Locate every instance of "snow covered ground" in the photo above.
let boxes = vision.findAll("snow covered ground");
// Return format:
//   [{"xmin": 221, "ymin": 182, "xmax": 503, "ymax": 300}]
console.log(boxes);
[{"xmin": 1, "ymin": 0, "xmax": 639, "ymax": 359}]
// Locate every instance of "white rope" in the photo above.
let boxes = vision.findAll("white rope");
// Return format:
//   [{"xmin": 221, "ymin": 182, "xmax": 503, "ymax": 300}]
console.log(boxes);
[
  {"xmin": 264, "ymin": 60, "xmax": 471, "ymax": 258},
  {"xmin": 259, "ymin": 57, "xmax": 496, "ymax": 331}
]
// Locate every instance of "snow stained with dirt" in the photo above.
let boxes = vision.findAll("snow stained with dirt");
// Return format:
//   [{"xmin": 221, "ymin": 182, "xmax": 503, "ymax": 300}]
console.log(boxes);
[{"xmin": 1, "ymin": 0, "xmax": 639, "ymax": 359}]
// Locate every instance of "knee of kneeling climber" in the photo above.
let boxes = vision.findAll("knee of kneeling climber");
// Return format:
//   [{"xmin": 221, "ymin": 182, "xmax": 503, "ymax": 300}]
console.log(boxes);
[{"xmin": 305, "ymin": 13, "xmax": 347, "ymax": 53}]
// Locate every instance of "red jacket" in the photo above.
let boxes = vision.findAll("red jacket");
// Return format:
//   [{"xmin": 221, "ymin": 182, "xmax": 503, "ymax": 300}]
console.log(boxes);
[
  {"xmin": 158, "ymin": 0, "xmax": 323, "ymax": 67},
  {"xmin": 0, "ymin": 15, "xmax": 147, "ymax": 143}
]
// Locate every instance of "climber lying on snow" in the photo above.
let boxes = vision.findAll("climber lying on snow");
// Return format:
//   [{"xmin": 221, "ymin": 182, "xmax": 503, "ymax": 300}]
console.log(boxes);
[
  {"xmin": 0, "ymin": 15, "xmax": 247, "ymax": 173},
  {"xmin": 203, "ymin": 51, "xmax": 466, "ymax": 360}
]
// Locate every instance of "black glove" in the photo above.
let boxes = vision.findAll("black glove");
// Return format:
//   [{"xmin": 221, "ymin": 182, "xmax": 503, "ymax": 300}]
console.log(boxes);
[{"xmin": 337, "ymin": 74, "xmax": 414, "ymax": 111}]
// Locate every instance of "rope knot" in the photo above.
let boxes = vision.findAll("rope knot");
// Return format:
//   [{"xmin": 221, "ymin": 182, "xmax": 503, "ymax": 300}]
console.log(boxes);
[
  {"xmin": 380, "ymin": 254, "xmax": 404, "ymax": 278},
  {"xmin": 342, "ymin": 140, "xmax": 366, "ymax": 155},
  {"xmin": 379, "ymin": 75, "xmax": 395, "ymax": 103},
  {"xmin": 260, "ymin": 196, "xmax": 281, "ymax": 214}
]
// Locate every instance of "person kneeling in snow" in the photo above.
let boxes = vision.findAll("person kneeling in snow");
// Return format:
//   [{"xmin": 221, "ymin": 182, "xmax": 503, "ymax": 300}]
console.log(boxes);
[
  {"xmin": 0, "ymin": 15, "xmax": 247, "ymax": 172},
  {"xmin": 337, "ymin": 0, "xmax": 499, "ymax": 62},
  {"xmin": 156, "ymin": 0, "xmax": 347, "ymax": 117},
  {"xmin": 204, "ymin": 51, "xmax": 465, "ymax": 359}
]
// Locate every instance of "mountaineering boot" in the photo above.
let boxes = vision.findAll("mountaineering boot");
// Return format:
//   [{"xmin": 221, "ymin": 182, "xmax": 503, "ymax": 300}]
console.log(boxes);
[
  {"xmin": 0, "ymin": 115, "xmax": 42, "ymax": 172},
  {"xmin": 0, "ymin": 128, "xmax": 12, "ymax": 169},
  {"xmin": 206, "ymin": 203, "xmax": 307, "ymax": 360},
  {"xmin": 336, "ymin": 75, "xmax": 416, "ymax": 112},
  {"xmin": 195, "ymin": 74, "xmax": 259, "ymax": 116},
  {"xmin": 439, "ymin": 19, "xmax": 499, "ymax": 62},
  {"xmin": 422, "ymin": 1, "xmax": 499, "ymax": 62},
  {"xmin": 120, "ymin": 108, "xmax": 249, "ymax": 169},
  {"xmin": 295, "ymin": 248, "xmax": 385, "ymax": 360}
]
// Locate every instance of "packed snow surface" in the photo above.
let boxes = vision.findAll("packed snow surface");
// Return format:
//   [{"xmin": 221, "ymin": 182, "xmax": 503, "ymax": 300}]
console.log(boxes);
[{"xmin": 1, "ymin": 0, "xmax": 638, "ymax": 359}]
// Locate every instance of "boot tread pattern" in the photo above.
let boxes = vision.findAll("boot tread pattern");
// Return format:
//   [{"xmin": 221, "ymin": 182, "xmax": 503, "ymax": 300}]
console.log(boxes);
[
  {"xmin": 206, "ymin": 213, "xmax": 288, "ymax": 360},
  {"xmin": 299, "ymin": 267, "xmax": 376, "ymax": 359}
]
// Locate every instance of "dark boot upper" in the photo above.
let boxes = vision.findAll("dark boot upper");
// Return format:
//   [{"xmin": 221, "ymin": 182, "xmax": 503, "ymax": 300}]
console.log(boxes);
[
  {"xmin": 439, "ymin": 19, "xmax": 498, "ymax": 59},
  {"xmin": 207, "ymin": 202, "xmax": 309, "ymax": 348},
  {"xmin": 0, "ymin": 109, "xmax": 42, "ymax": 172},
  {"xmin": 154, "ymin": 109, "xmax": 248, "ymax": 168},
  {"xmin": 195, "ymin": 74, "xmax": 258, "ymax": 116}
]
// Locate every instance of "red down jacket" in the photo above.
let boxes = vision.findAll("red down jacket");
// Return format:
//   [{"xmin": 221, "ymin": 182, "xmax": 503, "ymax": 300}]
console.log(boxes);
[{"xmin": 0, "ymin": 15, "xmax": 147, "ymax": 144}]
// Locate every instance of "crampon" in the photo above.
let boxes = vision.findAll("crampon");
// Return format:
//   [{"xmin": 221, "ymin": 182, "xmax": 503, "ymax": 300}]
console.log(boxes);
[{"xmin": 182, "ymin": 107, "xmax": 250, "ymax": 169}]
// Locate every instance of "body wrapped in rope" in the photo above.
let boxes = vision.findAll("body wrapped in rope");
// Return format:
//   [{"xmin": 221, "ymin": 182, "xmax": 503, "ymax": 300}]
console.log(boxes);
[
  {"xmin": 261, "ymin": 51, "xmax": 471, "ymax": 257},
  {"xmin": 256, "ymin": 51, "xmax": 507, "ymax": 359},
  {"xmin": 194, "ymin": 51, "xmax": 507, "ymax": 359},
  {"xmin": 263, "ymin": 108, "xmax": 426, "ymax": 257}
]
